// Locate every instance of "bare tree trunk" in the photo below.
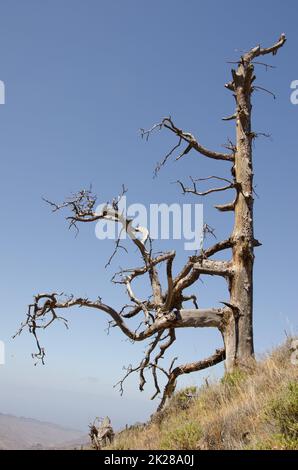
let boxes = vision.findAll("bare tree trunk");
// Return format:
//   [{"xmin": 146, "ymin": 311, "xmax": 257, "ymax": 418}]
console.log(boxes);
[
  {"xmin": 222, "ymin": 34, "xmax": 287, "ymax": 369},
  {"xmin": 224, "ymin": 62, "xmax": 255, "ymax": 371}
]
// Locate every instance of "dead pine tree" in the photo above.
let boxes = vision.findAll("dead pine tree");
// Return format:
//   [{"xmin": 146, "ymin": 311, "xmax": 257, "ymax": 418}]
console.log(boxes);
[{"xmin": 16, "ymin": 35, "xmax": 286, "ymax": 411}]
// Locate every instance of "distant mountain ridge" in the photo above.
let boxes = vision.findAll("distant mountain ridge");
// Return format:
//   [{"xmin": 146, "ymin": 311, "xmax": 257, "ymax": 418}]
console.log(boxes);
[{"xmin": 0, "ymin": 413, "xmax": 85, "ymax": 450}]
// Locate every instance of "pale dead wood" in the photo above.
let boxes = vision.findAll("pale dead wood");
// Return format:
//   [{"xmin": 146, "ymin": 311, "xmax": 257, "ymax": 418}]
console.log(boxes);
[{"xmin": 17, "ymin": 35, "xmax": 286, "ymax": 409}]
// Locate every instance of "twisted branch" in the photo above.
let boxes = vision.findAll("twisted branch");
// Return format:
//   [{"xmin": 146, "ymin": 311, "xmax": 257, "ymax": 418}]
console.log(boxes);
[{"xmin": 141, "ymin": 117, "xmax": 234, "ymax": 177}]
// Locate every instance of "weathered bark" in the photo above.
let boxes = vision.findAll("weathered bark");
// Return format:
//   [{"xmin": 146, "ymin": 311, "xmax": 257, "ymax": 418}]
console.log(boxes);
[
  {"xmin": 222, "ymin": 34, "xmax": 286, "ymax": 370},
  {"xmin": 223, "ymin": 63, "xmax": 255, "ymax": 370}
]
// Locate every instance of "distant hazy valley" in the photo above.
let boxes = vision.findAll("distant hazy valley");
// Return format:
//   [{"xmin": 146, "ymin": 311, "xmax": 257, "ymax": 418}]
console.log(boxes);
[{"xmin": 0, "ymin": 413, "xmax": 88, "ymax": 450}]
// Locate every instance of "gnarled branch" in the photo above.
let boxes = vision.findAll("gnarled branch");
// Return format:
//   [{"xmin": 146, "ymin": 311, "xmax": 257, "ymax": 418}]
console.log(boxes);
[
  {"xmin": 158, "ymin": 348, "xmax": 225, "ymax": 411},
  {"xmin": 141, "ymin": 117, "xmax": 234, "ymax": 176}
]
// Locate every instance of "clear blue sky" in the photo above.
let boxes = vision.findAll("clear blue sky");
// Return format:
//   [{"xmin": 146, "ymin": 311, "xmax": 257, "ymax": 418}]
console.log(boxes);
[{"xmin": 0, "ymin": 0, "xmax": 297, "ymax": 432}]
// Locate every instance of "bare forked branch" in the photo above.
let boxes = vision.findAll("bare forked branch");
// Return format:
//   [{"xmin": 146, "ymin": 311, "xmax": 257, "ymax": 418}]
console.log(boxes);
[
  {"xmin": 44, "ymin": 188, "xmax": 166, "ymax": 307},
  {"xmin": 105, "ymin": 227, "xmax": 128, "ymax": 269},
  {"xmin": 114, "ymin": 328, "xmax": 177, "ymax": 398},
  {"xmin": 172, "ymin": 238, "xmax": 233, "ymax": 289},
  {"xmin": 141, "ymin": 117, "xmax": 234, "ymax": 176},
  {"xmin": 44, "ymin": 186, "xmax": 150, "ymax": 259},
  {"xmin": 153, "ymin": 137, "xmax": 182, "ymax": 178},
  {"xmin": 225, "ymin": 34, "xmax": 286, "ymax": 91},
  {"xmin": 17, "ymin": 288, "xmax": 226, "ymax": 376},
  {"xmin": 158, "ymin": 348, "xmax": 225, "ymax": 411},
  {"xmin": 20, "ymin": 185, "xmax": 230, "ymax": 391},
  {"xmin": 176, "ymin": 175, "xmax": 235, "ymax": 197},
  {"xmin": 243, "ymin": 33, "xmax": 286, "ymax": 62},
  {"xmin": 111, "ymin": 251, "xmax": 175, "ymax": 285}
]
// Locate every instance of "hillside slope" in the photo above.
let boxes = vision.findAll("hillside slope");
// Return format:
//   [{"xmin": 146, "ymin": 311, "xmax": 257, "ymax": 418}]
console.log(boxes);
[
  {"xmin": 0, "ymin": 414, "xmax": 84, "ymax": 450},
  {"xmin": 108, "ymin": 340, "xmax": 298, "ymax": 450}
]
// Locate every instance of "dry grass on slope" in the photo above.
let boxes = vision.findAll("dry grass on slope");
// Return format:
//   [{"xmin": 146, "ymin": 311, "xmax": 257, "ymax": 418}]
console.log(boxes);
[{"xmin": 108, "ymin": 340, "xmax": 298, "ymax": 450}]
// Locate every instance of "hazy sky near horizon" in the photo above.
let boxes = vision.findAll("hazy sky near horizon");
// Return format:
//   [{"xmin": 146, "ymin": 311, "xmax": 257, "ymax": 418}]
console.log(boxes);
[{"xmin": 0, "ymin": 0, "xmax": 297, "ymax": 431}]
